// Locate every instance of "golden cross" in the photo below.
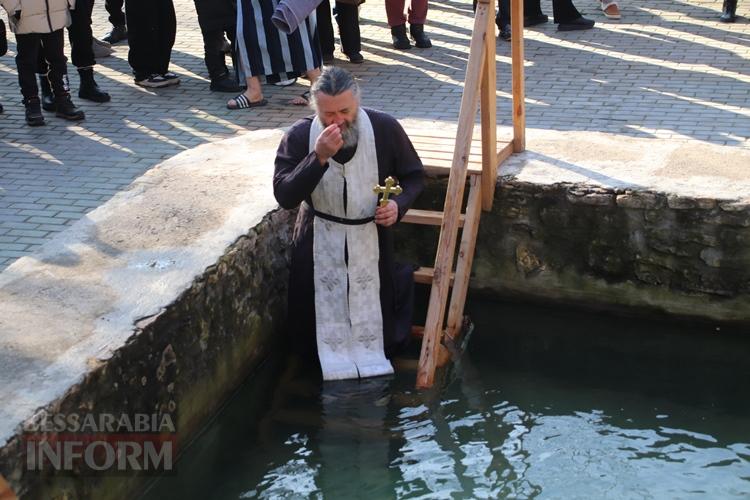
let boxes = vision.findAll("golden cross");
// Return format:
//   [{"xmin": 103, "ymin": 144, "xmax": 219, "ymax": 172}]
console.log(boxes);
[{"xmin": 373, "ymin": 176, "xmax": 402, "ymax": 207}]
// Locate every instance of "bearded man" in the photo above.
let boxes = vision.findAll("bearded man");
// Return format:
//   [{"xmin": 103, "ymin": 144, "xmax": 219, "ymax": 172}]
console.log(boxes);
[{"xmin": 274, "ymin": 66, "xmax": 424, "ymax": 381}]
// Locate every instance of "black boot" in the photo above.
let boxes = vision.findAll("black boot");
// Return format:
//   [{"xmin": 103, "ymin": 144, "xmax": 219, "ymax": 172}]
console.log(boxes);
[
  {"xmin": 23, "ymin": 97, "xmax": 45, "ymax": 126},
  {"xmin": 55, "ymin": 93, "xmax": 86, "ymax": 121},
  {"xmin": 102, "ymin": 24, "xmax": 128, "ymax": 44},
  {"xmin": 38, "ymin": 74, "xmax": 55, "ymax": 112},
  {"xmin": 210, "ymin": 71, "xmax": 242, "ymax": 92},
  {"xmin": 720, "ymin": 0, "xmax": 737, "ymax": 22},
  {"xmin": 409, "ymin": 23, "xmax": 432, "ymax": 48},
  {"xmin": 498, "ymin": 23, "xmax": 511, "ymax": 41},
  {"xmin": 78, "ymin": 68, "xmax": 111, "ymax": 102},
  {"xmin": 391, "ymin": 24, "xmax": 411, "ymax": 50}
]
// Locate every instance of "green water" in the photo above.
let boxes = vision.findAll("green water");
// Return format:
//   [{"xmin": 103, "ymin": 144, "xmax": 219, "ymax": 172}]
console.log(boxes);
[{"xmin": 142, "ymin": 300, "xmax": 750, "ymax": 499}]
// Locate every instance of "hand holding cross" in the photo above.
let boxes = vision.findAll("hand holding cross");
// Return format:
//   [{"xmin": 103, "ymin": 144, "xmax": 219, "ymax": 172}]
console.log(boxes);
[{"xmin": 373, "ymin": 176, "xmax": 402, "ymax": 207}]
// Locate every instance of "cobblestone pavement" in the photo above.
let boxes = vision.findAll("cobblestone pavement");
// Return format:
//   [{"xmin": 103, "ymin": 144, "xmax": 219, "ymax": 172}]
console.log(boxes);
[{"xmin": 0, "ymin": 0, "xmax": 748, "ymax": 270}]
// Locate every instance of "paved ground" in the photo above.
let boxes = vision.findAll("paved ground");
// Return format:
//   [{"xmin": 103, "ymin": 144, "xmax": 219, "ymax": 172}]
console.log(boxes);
[{"xmin": 0, "ymin": 0, "xmax": 747, "ymax": 270}]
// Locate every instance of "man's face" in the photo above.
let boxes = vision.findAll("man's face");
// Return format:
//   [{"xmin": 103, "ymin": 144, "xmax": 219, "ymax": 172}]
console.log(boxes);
[{"xmin": 315, "ymin": 89, "xmax": 359, "ymax": 135}]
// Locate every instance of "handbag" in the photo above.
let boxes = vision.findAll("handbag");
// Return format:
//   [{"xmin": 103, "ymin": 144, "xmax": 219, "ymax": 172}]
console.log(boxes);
[{"xmin": 0, "ymin": 19, "xmax": 7, "ymax": 57}]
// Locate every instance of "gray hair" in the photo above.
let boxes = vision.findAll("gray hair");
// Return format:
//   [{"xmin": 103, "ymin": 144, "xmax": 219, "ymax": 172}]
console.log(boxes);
[{"xmin": 309, "ymin": 66, "xmax": 360, "ymax": 109}]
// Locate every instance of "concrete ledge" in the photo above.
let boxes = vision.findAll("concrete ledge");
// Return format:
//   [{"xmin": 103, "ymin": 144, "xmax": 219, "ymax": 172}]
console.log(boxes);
[{"xmin": 0, "ymin": 129, "xmax": 294, "ymax": 498}]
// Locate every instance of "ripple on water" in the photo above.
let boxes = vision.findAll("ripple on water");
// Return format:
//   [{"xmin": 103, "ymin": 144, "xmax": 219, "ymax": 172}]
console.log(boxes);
[{"xmin": 140, "ymin": 301, "xmax": 750, "ymax": 500}]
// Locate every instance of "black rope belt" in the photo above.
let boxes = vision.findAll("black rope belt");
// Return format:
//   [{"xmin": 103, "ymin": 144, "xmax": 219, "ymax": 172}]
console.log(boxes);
[{"xmin": 314, "ymin": 210, "xmax": 374, "ymax": 226}]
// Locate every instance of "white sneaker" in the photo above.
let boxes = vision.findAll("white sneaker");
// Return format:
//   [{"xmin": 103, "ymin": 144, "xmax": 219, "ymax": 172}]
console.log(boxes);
[
  {"xmin": 160, "ymin": 72, "xmax": 181, "ymax": 86},
  {"xmin": 274, "ymin": 78, "xmax": 297, "ymax": 87},
  {"xmin": 91, "ymin": 38, "xmax": 114, "ymax": 58}
]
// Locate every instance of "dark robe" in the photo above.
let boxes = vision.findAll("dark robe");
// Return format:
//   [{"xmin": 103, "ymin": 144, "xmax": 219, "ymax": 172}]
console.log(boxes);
[{"xmin": 274, "ymin": 108, "xmax": 425, "ymax": 362}]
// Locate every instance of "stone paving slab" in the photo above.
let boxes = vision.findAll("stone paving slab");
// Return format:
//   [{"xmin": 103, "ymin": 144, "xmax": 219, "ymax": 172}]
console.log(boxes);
[{"xmin": 0, "ymin": 0, "xmax": 748, "ymax": 270}]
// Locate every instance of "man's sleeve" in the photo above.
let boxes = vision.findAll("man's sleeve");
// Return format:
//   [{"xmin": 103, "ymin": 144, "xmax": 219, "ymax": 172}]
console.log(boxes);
[
  {"xmin": 273, "ymin": 120, "xmax": 329, "ymax": 209},
  {"xmin": 388, "ymin": 117, "xmax": 425, "ymax": 220}
]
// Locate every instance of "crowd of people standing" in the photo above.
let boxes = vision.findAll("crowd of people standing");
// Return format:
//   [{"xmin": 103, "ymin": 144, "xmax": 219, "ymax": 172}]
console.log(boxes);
[{"xmin": 0, "ymin": 0, "xmax": 742, "ymax": 125}]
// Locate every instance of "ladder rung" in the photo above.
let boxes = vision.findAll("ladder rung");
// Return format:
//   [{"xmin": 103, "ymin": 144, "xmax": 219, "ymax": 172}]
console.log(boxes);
[
  {"xmin": 402, "ymin": 209, "xmax": 465, "ymax": 227},
  {"xmin": 392, "ymin": 357, "xmax": 419, "ymax": 372},
  {"xmin": 423, "ymin": 164, "xmax": 483, "ymax": 177},
  {"xmin": 408, "ymin": 326, "xmax": 452, "ymax": 367},
  {"xmin": 414, "ymin": 267, "xmax": 455, "ymax": 285}
]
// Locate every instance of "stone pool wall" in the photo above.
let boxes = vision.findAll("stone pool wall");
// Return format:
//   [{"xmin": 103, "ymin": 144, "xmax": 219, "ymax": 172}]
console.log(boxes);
[
  {"xmin": 398, "ymin": 178, "xmax": 750, "ymax": 324},
  {"xmin": 0, "ymin": 210, "xmax": 293, "ymax": 500}
]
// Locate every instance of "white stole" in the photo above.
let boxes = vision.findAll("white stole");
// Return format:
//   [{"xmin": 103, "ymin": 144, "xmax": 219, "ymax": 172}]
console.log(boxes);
[{"xmin": 308, "ymin": 109, "xmax": 394, "ymax": 381}]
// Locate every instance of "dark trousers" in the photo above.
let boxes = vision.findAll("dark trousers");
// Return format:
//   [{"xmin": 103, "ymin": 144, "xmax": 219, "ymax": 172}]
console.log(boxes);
[
  {"xmin": 525, "ymin": 0, "xmax": 581, "ymax": 23},
  {"xmin": 15, "ymin": 30, "xmax": 68, "ymax": 99},
  {"xmin": 473, "ymin": 0, "xmax": 510, "ymax": 28},
  {"xmin": 106, "ymin": 0, "xmax": 126, "ymax": 27},
  {"xmin": 193, "ymin": 0, "xmax": 236, "ymax": 80},
  {"xmin": 38, "ymin": 0, "xmax": 95, "ymax": 75},
  {"xmin": 69, "ymin": 0, "xmax": 96, "ymax": 68},
  {"xmin": 125, "ymin": 0, "xmax": 176, "ymax": 78},
  {"xmin": 317, "ymin": 0, "xmax": 361, "ymax": 57}
]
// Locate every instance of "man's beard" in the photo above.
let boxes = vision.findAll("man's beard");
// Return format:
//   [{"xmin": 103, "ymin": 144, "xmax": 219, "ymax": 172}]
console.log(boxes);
[{"xmin": 340, "ymin": 117, "xmax": 359, "ymax": 149}]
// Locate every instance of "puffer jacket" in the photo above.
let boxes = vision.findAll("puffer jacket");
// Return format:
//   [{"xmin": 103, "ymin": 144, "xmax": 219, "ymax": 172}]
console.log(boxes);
[{"xmin": 0, "ymin": 0, "xmax": 75, "ymax": 34}]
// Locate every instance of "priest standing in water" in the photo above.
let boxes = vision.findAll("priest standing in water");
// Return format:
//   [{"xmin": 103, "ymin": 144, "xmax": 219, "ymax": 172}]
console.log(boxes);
[{"xmin": 274, "ymin": 66, "xmax": 425, "ymax": 381}]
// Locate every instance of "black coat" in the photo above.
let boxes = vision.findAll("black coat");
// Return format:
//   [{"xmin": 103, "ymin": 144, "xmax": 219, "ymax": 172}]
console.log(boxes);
[{"xmin": 274, "ymin": 108, "xmax": 425, "ymax": 361}]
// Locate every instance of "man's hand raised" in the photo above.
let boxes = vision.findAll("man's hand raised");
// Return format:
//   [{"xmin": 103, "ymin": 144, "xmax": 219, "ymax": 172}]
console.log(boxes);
[{"xmin": 314, "ymin": 124, "xmax": 344, "ymax": 165}]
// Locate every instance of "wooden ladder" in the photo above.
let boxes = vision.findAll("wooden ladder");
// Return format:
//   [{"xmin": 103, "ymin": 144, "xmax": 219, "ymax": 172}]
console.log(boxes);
[{"xmin": 402, "ymin": 0, "xmax": 526, "ymax": 389}]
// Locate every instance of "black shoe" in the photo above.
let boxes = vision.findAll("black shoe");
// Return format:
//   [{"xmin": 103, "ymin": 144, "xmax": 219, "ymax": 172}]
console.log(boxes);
[
  {"xmin": 0, "ymin": 102, "xmax": 3, "ymax": 114},
  {"xmin": 557, "ymin": 16, "xmax": 595, "ymax": 31},
  {"xmin": 160, "ymin": 72, "xmax": 181, "ymax": 86},
  {"xmin": 102, "ymin": 25, "xmax": 127, "ymax": 44},
  {"xmin": 499, "ymin": 24, "xmax": 511, "ymax": 41},
  {"xmin": 55, "ymin": 93, "xmax": 85, "ymax": 121},
  {"xmin": 391, "ymin": 24, "xmax": 411, "ymax": 50},
  {"xmin": 38, "ymin": 74, "xmax": 55, "ymax": 111},
  {"xmin": 23, "ymin": 97, "xmax": 45, "ymax": 126},
  {"xmin": 524, "ymin": 14, "xmax": 549, "ymax": 27},
  {"xmin": 135, "ymin": 74, "xmax": 172, "ymax": 88},
  {"xmin": 210, "ymin": 75, "xmax": 242, "ymax": 92},
  {"xmin": 720, "ymin": 0, "xmax": 737, "ymax": 22},
  {"xmin": 347, "ymin": 52, "xmax": 364, "ymax": 64},
  {"xmin": 409, "ymin": 23, "xmax": 432, "ymax": 48},
  {"xmin": 78, "ymin": 68, "xmax": 111, "ymax": 103}
]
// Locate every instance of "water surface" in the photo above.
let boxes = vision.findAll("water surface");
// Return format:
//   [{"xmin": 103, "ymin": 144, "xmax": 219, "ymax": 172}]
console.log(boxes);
[{"xmin": 143, "ymin": 300, "xmax": 750, "ymax": 499}]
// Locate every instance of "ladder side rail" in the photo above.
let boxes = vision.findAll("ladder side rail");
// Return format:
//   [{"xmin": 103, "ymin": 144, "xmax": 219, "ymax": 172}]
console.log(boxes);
[
  {"xmin": 511, "ymin": 0, "xmax": 526, "ymax": 152},
  {"xmin": 445, "ymin": 175, "xmax": 483, "ymax": 336},
  {"xmin": 480, "ymin": 4, "xmax": 498, "ymax": 211},
  {"xmin": 416, "ymin": 1, "xmax": 491, "ymax": 389}
]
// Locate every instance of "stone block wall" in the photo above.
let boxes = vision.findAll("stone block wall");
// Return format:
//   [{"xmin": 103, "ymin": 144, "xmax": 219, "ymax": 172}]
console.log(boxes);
[{"xmin": 397, "ymin": 178, "xmax": 750, "ymax": 324}]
